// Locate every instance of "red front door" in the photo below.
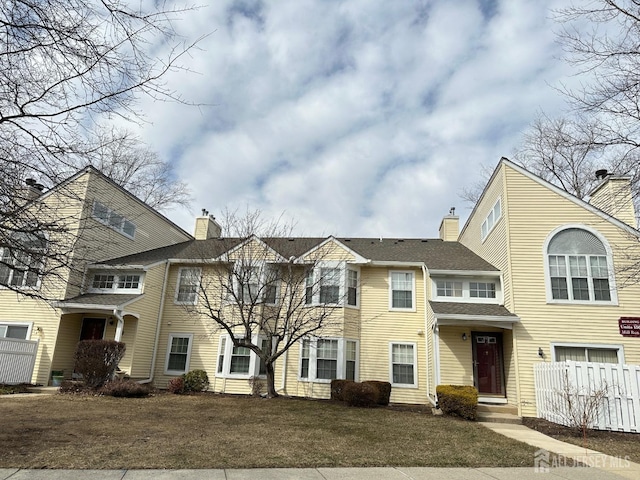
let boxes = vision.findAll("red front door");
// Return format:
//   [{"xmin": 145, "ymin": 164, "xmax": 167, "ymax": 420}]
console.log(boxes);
[
  {"xmin": 80, "ymin": 318, "xmax": 106, "ymax": 341},
  {"xmin": 472, "ymin": 332, "xmax": 504, "ymax": 396}
]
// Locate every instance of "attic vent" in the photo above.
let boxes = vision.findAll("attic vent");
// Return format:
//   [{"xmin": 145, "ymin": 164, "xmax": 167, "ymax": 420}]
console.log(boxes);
[
  {"xmin": 288, "ymin": 238, "xmax": 295, "ymax": 242},
  {"xmin": 595, "ymin": 169, "xmax": 609, "ymax": 180},
  {"xmin": 398, "ymin": 239, "xmax": 404, "ymax": 243},
  {"xmin": 343, "ymin": 238, "xmax": 351, "ymax": 242},
  {"xmin": 421, "ymin": 239, "xmax": 428, "ymax": 243}
]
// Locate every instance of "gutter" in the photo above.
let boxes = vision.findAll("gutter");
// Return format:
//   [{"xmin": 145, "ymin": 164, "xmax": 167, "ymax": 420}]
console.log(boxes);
[{"xmin": 139, "ymin": 260, "xmax": 171, "ymax": 384}]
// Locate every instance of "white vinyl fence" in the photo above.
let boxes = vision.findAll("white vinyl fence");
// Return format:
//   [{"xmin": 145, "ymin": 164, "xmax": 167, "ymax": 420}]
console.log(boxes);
[
  {"xmin": 0, "ymin": 337, "xmax": 39, "ymax": 384},
  {"xmin": 534, "ymin": 361, "xmax": 640, "ymax": 433}
]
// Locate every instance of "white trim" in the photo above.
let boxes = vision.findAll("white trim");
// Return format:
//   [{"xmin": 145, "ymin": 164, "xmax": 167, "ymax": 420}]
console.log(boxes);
[
  {"xmin": 225, "ymin": 235, "xmax": 288, "ymax": 263},
  {"xmin": 174, "ymin": 267, "xmax": 201, "ymax": 305},
  {"xmin": 389, "ymin": 341, "xmax": 418, "ymax": 388},
  {"xmin": 388, "ymin": 270, "xmax": 416, "ymax": 312},
  {"xmin": 543, "ymin": 224, "xmax": 619, "ymax": 305},
  {"xmin": 0, "ymin": 322, "xmax": 33, "ymax": 340},
  {"xmin": 429, "ymin": 269, "xmax": 501, "ymax": 277},
  {"xmin": 164, "ymin": 333, "xmax": 194, "ymax": 375},
  {"xmin": 87, "ymin": 271, "xmax": 144, "ymax": 294},
  {"xmin": 296, "ymin": 236, "xmax": 368, "ymax": 265},
  {"xmin": 431, "ymin": 277, "xmax": 502, "ymax": 304},
  {"xmin": 550, "ymin": 342, "xmax": 625, "ymax": 364}
]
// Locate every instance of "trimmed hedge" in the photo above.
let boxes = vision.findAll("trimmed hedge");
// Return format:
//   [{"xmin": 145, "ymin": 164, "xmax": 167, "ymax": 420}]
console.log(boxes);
[
  {"xmin": 363, "ymin": 380, "xmax": 392, "ymax": 406},
  {"xmin": 74, "ymin": 340, "xmax": 126, "ymax": 389},
  {"xmin": 183, "ymin": 369, "xmax": 209, "ymax": 392},
  {"xmin": 330, "ymin": 379, "xmax": 354, "ymax": 401},
  {"xmin": 343, "ymin": 381, "xmax": 379, "ymax": 407},
  {"xmin": 436, "ymin": 384, "xmax": 478, "ymax": 420},
  {"xmin": 100, "ymin": 379, "xmax": 150, "ymax": 398}
]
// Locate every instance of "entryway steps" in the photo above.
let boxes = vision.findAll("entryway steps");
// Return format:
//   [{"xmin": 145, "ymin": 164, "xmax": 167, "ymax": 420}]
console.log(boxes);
[{"xmin": 477, "ymin": 403, "xmax": 521, "ymax": 424}]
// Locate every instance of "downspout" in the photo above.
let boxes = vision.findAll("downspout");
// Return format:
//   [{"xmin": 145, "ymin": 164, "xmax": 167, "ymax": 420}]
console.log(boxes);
[
  {"xmin": 421, "ymin": 264, "xmax": 435, "ymax": 406},
  {"xmin": 139, "ymin": 260, "xmax": 171, "ymax": 384},
  {"xmin": 433, "ymin": 319, "xmax": 441, "ymax": 407}
]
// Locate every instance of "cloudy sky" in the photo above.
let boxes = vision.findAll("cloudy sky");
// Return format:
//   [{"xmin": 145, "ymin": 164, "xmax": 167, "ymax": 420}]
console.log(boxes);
[{"xmin": 133, "ymin": 0, "xmax": 577, "ymax": 238}]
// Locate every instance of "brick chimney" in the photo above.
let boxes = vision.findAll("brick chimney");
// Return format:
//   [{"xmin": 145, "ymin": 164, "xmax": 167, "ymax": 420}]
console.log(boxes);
[
  {"xmin": 589, "ymin": 170, "xmax": 637, "ymax": 227},
  {"xmin": 193, "ymin": 209, "xmax": 222, "ymax": 240},
  {"xmin": 439, "ymin": 207, "xmax": 459, "ymax": 241}
]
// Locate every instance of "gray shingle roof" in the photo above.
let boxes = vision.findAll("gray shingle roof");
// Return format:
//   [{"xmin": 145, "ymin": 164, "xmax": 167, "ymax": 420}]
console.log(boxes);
[
  {"xmin": 59, "ymin": 293, "xmax": 142, "ymax": 308},
  {"xmin": 100, "ymin": 236, "xmax": 497, "ymax": 272},
  {"xmin": 429, "ymin": 301, "xmax": 517, "ymax": 317}
]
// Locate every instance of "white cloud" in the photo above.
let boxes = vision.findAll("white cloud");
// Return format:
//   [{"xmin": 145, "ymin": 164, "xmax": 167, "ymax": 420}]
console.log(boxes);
[{"xmin": 125, "ymin": 0, "xmax": 577, "ymax": 238}]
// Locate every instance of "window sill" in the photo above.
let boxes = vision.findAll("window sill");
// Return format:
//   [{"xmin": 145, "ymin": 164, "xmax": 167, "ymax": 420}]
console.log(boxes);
[
  {"xmin": 546, "ymin": 299, "xmax": 618, "ymax": 306},
  {"xmin": 298, "ymin": 378, "xmax": 333, "ymax": 384},
  {"xmin": 389, "ymin": 307, "xmax": 416, "ymax": 313},
  {"xmin": 165, "ymin": 370, "xmax": 187, "ymax": 376},
  {"xmin": 391, "ymin": 383, "xmax": 418, "ymax": 389}
]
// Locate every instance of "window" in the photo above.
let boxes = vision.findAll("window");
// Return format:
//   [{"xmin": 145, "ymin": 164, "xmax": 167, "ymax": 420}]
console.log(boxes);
[
  {"xmin": 390, "ymin": 271, "xmax": 414, "ymax": 310},
  {"xmin": 234, "ymin": 263, "xmax": 279, "ymax": 305},
  {"xmin": 390, "ymin": 342, "xmax": 417, "ymax": 387},
  {"xmin": 436, "ymin": 281, "xmax": 462, "ymax": 297},
  {"xmin": 432, "ymin": 278, "xmax": 501, "ymax": 303},
  {"xmin": 216, "ymin": 334, "xmax": 271, "ymax": 378},
  {"xmin": 470, "ymin": 282, "xmax": 496, "ymax": 298},
  {"xmin": 92, "ymin": 201, "xmax": 136, "ymax": 239},
  {"xmin": 0, "ymin": 233, "xmax": 46, "ymax": 289},
  {"xmin": 347, "ymin": 270, "xmax": 358, "ymax": 306},
  {"xmin": 165, "ymin": 334, "xmax": 193, "ymax": 374},
  {"xmin": 175, "ymin": 268, "xmax": 200, "ymax": 304},
  {"xmin": 547, "ymin": 228, "xmax": 613, "ymax": 303},
  {"xmin": 319, "ymin": 267, "xmax": 340, "ymax": 304},
  {"xmin": 0, "ymin": 323, "xmax": 31, "ymax": 340},
  {"xmin": 299, "ymin": 338, "xmax": 359, "ymax": 382},
  {"xmin": 304, "ymin": 263, "xmax": 359, "ymax": 307},
  {"xmin": 481, "ymin": 198, "xmax": 502, "ymax": 240},
  {"xmin": 554, "ymin": 344, "xmax": 621, "ymax": 364},
  {"xmin": 88, "ymin": 272, "xmax": 142, "ymax": 293}
]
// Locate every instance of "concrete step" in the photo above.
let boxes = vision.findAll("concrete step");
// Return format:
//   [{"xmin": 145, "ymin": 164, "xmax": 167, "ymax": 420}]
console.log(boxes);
[
  {"xmin": 477, "ymin": 411, "xmax": 522, "ymax": 424},
  {"xmin": 477, "ymin": 403, "xmax": 518, "ymax": 415}
]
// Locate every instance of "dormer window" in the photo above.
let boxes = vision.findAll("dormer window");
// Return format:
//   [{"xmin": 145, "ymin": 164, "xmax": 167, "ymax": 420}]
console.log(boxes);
[
  {"xmin": 433, "ymin": 278, "xmax": 500, "ymax": 303},
  {"xmin": 89, "ymin": 272, "xmax": 143, "ymax": 294}
]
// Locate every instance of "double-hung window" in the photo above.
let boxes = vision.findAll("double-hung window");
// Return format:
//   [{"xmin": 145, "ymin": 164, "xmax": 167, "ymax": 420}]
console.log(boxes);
[
  {"xmin": 347, "ymin": 270, "xmax": 358, "ymax": 307},
  {"xmin": 165, "ymin": 333, "xmax": 193, "ymax": 374},
  {"xmin": 0, "ymin": 233, "xmax": 46, "ymax": 289},
  {"xmin": 319, "ymin": 267, "xmax": 340, "ymax": 304},
  {"xmin": 175, "ymin": 267, "xmax": 201, "ymax": 304},
  {"xmin": 390, "ymin": 271, "xmax": 415, "ymax": 310},
  {"xmin": 217, "ymin": 334, "xmax": 271, "ymax": 378},
  {"xmin": 299, "ymin": 338, "xmax": 359, "ymax": 382},
  {"xmin": 547, "ymin": 228, "xmax": 614, "ymax": 303},
  {"xmin": 390, "ymin": 342, "xmax": 417, "ymax": 387}
]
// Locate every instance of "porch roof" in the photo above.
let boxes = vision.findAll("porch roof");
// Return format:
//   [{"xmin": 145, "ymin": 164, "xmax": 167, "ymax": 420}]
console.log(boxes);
[
  {"xmin": 56, "ymin": 293, "xmax": 143, "ymax": 310},
  {"xmin": 429, "ymin": 301, "xmax": 517, "ymax": 317}
]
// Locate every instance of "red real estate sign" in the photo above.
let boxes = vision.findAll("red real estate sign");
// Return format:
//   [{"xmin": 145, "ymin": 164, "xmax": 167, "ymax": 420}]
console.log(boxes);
[{"xmin": 619, "ymin": 317, "xmax": 640, "ymax": 337}]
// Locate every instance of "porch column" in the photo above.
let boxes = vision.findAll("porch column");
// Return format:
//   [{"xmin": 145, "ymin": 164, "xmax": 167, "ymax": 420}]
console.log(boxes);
[{"xmin": 114, "ymin": 315, "xmax": 124, "ymax": 342}]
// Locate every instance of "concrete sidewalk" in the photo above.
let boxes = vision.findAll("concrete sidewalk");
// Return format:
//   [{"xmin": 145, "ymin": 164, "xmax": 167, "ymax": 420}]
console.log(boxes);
[{"xmin": 0, "ymin": 467, "xmax": 634, "ymax": 479}]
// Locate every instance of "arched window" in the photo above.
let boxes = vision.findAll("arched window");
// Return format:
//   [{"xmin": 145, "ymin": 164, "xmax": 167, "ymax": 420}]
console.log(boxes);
[{"xmin": 547, "ymin": 228, "xmax": 612, "ymax": 302}]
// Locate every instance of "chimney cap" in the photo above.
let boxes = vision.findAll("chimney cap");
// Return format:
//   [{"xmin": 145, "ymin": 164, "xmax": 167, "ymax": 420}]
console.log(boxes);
[
  {"xmin": 35, "ymin": 183, "xmax": 44, "ymax": 192},
  {"xmin": 595, "ymin": 169, "xmax": 609, "ymax": 180},
  {"xmin": 25, "ymin": 178, "xmax": 36, "ymax": 186}
]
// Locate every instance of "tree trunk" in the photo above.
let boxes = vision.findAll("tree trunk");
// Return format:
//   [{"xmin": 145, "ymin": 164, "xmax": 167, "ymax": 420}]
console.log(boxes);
[{"xmin": 265, "ymin": 361, "xmax": 279, "ymax": 398}]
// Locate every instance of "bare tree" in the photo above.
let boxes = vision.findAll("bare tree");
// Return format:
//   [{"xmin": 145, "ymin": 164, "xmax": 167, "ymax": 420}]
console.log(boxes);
[
  {"xmin": 0, "ymin": 0, "xmax": 200, "ymax": 296},
  {"xmin": 183, "ymin": 210, "xmax": 350, "ymax": 398},
  {"xmin": 72, "ymin": 128, "xmax": 191, "ymax": 211}
]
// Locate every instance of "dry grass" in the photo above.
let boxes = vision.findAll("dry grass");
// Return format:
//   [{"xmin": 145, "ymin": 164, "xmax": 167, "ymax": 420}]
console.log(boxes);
[
  {"xmin": 523, "ymin": 417, "xmax": 640, "ymax": 464},
  {"xmin": 0, "ymin": 393, "xmax": 537, "ymax": 469}
]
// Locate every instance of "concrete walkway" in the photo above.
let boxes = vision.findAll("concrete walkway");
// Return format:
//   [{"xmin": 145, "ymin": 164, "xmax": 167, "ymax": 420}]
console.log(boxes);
[{"xmin": 0, "ymin": 466, "xmax": 635, "ymax": 479}]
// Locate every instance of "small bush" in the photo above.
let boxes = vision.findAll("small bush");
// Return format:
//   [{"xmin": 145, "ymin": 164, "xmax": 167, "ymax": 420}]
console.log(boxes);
[
  {"xmin": 167, "ymin": 377, "xmax": 185, "ymax": 394},
  {"xmin": 343, "ymin": 381, "xmax": 379, "ymax": 407},
  {"xmin": 183, "ymin": 369, "xmax": 209, "ymax": 393},
  {"xmin": 74, "ymin": 340, "xmax": 126, "ymax": 389},
  {"xmin": 436, "ymin": 385, "xmax": 478, "ymax": 420},
  {"xmin": 0, "ymin": 383, "xmax": 32, "ymax": 395},
  {"xmin": 330, "ymin": 379, "xmax": 354, "ymax": 401},
  {"xmin": 100, "ymin": 379, "xmax": 150, "ymax": 398},
  {"xmin": 363, "ymin": 380, "xmax": 392, "ymax": 406}
]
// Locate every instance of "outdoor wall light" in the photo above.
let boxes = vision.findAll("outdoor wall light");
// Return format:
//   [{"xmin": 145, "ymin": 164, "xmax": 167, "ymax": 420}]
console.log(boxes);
[
  {"xmin": 538, "ymin": 347, "xmax": 544, "ymax": 358},
  {"xmin": 461, "ymin": 333, "xmax": 467, "ymax": 341}
]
